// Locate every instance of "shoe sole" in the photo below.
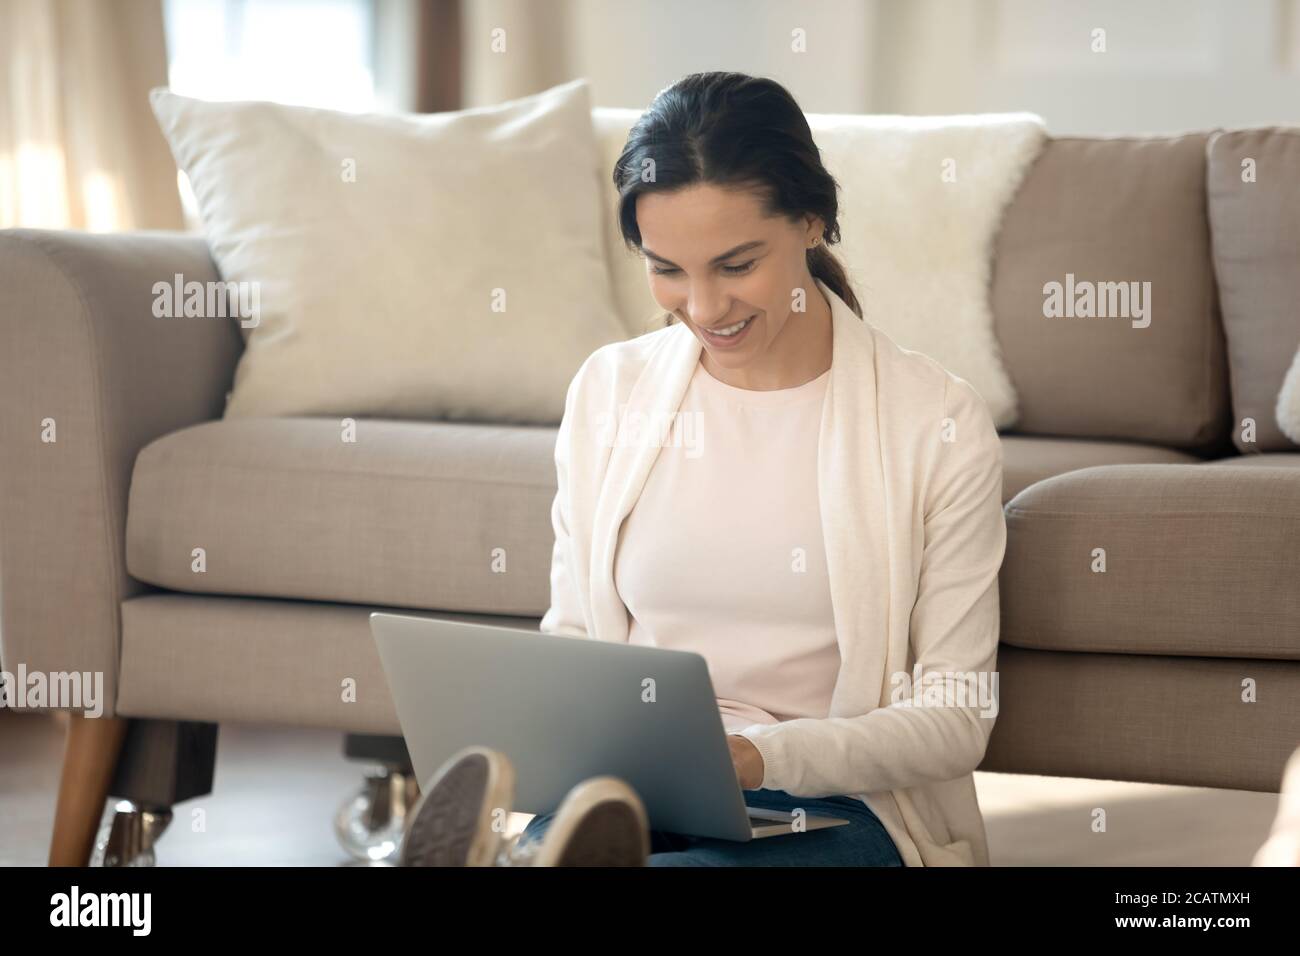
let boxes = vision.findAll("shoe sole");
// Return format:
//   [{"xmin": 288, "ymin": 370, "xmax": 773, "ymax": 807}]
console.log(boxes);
[
  {"xmin": 531, "ymin": 777, "xmax": 650, "ymax": 866},
  {"xmin": 399, "ymin": 747, "xmax": 514, "ymax": 866}
]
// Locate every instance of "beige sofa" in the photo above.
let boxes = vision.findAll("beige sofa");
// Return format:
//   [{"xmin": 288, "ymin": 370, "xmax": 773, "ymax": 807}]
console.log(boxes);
[{"xmin": 2, "ymin": 113, "xmax": 1298, "ymax": 865}]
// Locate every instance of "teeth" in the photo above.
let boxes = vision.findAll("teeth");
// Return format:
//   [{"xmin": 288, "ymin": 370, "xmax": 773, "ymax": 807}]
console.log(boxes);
[{"xmin": 711, "ymin": 317, "xmax": 751, "ymax": 336}]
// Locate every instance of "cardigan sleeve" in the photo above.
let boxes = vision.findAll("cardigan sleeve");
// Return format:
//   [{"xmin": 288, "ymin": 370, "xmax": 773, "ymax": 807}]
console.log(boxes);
[
  {"xmin": 734, "ymin": 375, "xmax": 1006, "ymax": 796},
  {"xmin": 538, "ymin": 365, "xmax": 593, "ymax": 640}
]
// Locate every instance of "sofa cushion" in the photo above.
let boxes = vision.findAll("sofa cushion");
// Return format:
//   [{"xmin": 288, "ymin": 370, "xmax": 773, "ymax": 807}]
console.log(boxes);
[
  {"xmin": 126, "ymin": 418, "xmax": 557, "ymax": 613},
  {"xmin": 992, "ymin": 134, "xmax": 1232, "ymax": 450},
  {"xmin": 149, "ymin": 80, "xmax": 629, "ymax": 426},
  {"xmin": 1201, "ymin": 452, "xmax": 1300, "ymax": 470},
  {"xmin": 1002, "ymin": 463, "xmax": 1300, "ymax": 659},
  {"xmin": 998, "ymin": 435, "xmax": 1199, "ymax": 502},
  {"xmin": 1206, "ymin": 128, "xmax": 1300, "ymax": 453},
  {"xmin": 127, "ymin": 418, "xmax": 1222, "ymax": 614}
]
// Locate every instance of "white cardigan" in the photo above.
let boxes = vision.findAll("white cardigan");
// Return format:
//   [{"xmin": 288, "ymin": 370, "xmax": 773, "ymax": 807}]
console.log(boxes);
[{"xmin": 539, "ymin": 277, "xmax": 1007, "ymax": 866}]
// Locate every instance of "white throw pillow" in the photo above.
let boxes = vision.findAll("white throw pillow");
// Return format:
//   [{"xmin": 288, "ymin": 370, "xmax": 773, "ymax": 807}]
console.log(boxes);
[
  {"xmin": 592, "ymin": 108, "xmax": 1046, "ymax": 429},
  {"xmin": 150, "ymin": 79, "xmax": 629, "ymax": 424},
  {"xmin": 811, "ymin": 112, "xmax": 1046, "ymax": 430},
  {"xmin": 1278, "ymin": 346, "xmax": 1300, "ymax": 444}
]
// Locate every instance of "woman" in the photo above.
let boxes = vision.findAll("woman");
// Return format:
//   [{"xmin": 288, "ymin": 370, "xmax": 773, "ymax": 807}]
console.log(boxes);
[{"xmin": 402, "ymin": 71, "xmax": 1007, "ymax": 867}]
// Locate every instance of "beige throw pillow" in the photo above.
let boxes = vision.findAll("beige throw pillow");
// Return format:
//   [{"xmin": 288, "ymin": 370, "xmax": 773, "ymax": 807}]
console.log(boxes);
[{"xmin": 150, "ymin": 78, "xmax": 629, "ymax": 424}]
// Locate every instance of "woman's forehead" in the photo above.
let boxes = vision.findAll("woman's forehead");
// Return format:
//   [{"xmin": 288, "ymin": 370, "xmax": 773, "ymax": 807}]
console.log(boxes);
[{"xmin": 637, "ymin": 188, "xmax": 776, "ymax": 257}]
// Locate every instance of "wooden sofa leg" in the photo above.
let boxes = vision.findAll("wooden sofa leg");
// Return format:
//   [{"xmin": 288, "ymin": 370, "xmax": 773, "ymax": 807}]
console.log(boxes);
[{"xmin": 48, "ymin": 714, "xmax": 128, "ymax": 866}]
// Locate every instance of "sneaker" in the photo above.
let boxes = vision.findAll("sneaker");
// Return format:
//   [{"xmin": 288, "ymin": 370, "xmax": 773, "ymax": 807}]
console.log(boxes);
[
  {"xmin": 399, "ymin": 746, "xmax": 515, "ymax": 866},
  {"xmin": 515, "ymin": 776, "xmax": 650, "ymax": 866}
]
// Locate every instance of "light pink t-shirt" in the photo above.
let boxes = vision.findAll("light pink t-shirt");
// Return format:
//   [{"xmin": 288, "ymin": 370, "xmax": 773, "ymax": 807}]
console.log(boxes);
[{"xmin": 613, "ymin": 358, "xmax": 841, "ymax": 735}]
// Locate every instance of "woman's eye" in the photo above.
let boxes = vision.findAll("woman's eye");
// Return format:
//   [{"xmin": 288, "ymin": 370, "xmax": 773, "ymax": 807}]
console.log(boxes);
[{"xmin": 651, "ymin": 261, "xmax": 755, "ymax": 276}]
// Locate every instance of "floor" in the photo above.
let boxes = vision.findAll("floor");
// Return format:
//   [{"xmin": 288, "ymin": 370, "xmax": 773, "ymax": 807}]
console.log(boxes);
[{"xmin": 1, "ymin": 711, "xmax": 1281, "ymax": 866}]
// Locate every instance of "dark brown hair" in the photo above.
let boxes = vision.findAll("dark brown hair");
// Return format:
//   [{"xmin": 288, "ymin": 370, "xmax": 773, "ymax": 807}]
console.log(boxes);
[{"xmin": 611, "ymin": 71, "xmax": 862, "ymax": 327}]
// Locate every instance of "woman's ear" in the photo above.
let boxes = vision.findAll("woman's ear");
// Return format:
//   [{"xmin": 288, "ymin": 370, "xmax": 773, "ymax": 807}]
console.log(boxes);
[{"xmin": 803, "ymin": 213, "xmax": 825, "ymax": 243}]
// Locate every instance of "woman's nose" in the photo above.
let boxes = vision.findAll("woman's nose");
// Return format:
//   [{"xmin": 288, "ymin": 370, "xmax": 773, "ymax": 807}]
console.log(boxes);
[{"xmin": 685, "ymin": 283, "xmax": 728, "ymax": 327}]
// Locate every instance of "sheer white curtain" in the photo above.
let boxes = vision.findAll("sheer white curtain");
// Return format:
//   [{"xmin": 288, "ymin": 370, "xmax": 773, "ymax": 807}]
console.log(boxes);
[
  {"xmin": 0, "ymin": 0, "xmax": 183, "ymax": 231},
  {"xmin": 459, "ymin": 0, "xmax": 570, "ymax": 107}
]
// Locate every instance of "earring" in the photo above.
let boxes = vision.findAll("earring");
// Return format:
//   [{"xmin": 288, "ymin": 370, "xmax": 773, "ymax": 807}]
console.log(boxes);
[{"xmin": 809, "ymin": 236, "xmax": 821, "ymax": 248}]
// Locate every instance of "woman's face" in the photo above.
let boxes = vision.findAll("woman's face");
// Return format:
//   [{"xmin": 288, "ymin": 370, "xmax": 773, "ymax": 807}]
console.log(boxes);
[{"xmin": 636, "ymin": 184, "xmax": 822, "ymax": 370}]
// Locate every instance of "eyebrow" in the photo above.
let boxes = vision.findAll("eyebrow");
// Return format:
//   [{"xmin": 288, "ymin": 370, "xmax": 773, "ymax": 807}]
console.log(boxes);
[{"xmin": 641, "ymin": 240, "xmax": 767, "ymax": 269}]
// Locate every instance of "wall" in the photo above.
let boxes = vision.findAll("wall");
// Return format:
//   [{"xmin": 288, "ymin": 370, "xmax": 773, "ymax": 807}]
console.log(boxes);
[{"xmin": 460, "ymin": 0, "xmax": 1299, "ymax": 134}]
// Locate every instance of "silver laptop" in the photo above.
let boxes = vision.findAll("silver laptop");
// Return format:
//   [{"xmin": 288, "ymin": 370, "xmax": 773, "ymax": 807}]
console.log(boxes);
[{"xmin": 370, "ymin": 612, "xmax": 850, "ymax": 842}]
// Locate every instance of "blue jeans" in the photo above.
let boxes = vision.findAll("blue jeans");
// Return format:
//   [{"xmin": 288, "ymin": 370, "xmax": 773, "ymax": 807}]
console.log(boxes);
[{"xmin": 518, "ymin": 787, "xmax": 904, "ymax": 867}]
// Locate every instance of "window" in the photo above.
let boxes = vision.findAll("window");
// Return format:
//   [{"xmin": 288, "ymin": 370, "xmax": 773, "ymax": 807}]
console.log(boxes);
[{"xmin": 162, "ymin": 0, "xmax": 377, "ymax": 111}]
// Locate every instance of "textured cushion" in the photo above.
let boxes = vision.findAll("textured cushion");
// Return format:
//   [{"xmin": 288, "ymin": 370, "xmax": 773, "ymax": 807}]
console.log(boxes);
[
  {"xmin": 593, "ymin": 107, "xmax": 661, "ymax": 338},
  {"xmin": 150, "ymin": 79, "xmax": 628, "ymax": 425},
  {"xmin": 125, "ymin": 418, "xmax": 557, "ymax": 612},
  {"xmin": 592, "ymin": 107, "xmax": 1046, "ymax": 428},
  {"xmin": 1206, "ymin": 128, "xmax": 1300, "ymax": 453},
  {"xmin": 998, "ymin": 435, "xmax": 1198, "ymax": 502},
  {"xmin": 1280, "ymin": 352, "xmax": 1300, "ymax": 444},
  {"xmin": 1002, "ymin": 463, "xmax": 1300, "ymax": 659},
  {"xmin": 992, "ymin": 135, "xmax": 1231, "ymax": 449}
]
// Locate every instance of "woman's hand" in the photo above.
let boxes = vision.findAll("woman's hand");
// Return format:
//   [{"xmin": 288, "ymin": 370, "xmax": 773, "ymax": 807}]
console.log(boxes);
[{"xmin": 727, "ymin": 734, "xmax": 765, "ymax": 790}]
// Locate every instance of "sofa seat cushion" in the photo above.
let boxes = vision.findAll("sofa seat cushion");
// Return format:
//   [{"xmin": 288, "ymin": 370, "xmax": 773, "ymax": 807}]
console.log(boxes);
[
  {"xmin": 1002, "ymin": 463, "xmax": 1300, "ymax": 659},
  {"xmin": 126, "ymin": 418, "xmax": 558, "ymax": 613},
  {"xmin": 128, "ymin": 421, "xmax": 1278, "ymax": 631},
  {"xmin": 1201, "ymin": 452, "xmax": 1300, "ymax": 470},
  {"xmin": 999, "ymin": 435, "xmax": 1199, "ymax": 502}
]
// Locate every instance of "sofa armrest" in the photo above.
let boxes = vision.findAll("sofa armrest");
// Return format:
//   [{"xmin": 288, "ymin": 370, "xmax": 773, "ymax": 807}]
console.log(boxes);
[
  {"xmin": 0, "ymin": 229, "xmax": 242, "ymax": 716},
  {"xmin": 1002, "ymin": 461, "xmax": 1300, "ymax": 659}
]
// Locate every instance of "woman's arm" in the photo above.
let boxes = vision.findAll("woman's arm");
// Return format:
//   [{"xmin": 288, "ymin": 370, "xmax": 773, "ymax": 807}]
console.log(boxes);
[{"xmin": 734, "ymin": 375, "xmax": 1007, "ymax": 796}]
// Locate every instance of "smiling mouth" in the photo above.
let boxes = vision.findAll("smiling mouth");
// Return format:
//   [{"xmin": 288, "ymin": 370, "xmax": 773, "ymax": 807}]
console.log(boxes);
[{"xmin": 703, "ymin": 315, "xmax": 756, "ymax": 337}]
